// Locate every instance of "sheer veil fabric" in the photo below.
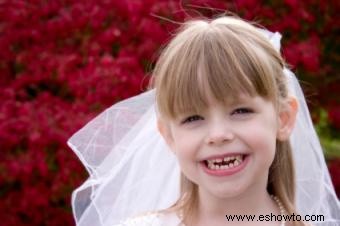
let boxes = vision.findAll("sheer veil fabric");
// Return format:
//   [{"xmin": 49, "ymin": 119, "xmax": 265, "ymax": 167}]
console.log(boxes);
[{"xmin": 68, "ymin": 30, "xmax": 340, "ymax": 226}]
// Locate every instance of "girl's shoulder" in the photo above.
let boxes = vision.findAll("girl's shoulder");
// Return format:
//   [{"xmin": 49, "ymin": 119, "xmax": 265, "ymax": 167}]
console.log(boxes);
[
  {"xmin": 115, "ymin": 212, "xmax": 160, "ymax": 226},
  {"xmin": 114, "ymin": 211, "xmax": 181, "ymax": 226}
]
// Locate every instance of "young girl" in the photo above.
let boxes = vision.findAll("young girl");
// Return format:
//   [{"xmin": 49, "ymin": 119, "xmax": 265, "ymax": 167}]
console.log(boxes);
[{"xmin": 68, "ymin": 16, "xmax": 340, "ymax": 226}]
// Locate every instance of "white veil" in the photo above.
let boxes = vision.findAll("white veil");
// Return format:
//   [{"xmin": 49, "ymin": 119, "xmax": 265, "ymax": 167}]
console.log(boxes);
[{"xmin": 68, "ymin": 30, "xmax": 340, "ymax": 226}]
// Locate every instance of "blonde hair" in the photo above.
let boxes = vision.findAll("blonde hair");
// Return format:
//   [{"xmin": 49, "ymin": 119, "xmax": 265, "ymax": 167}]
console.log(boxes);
[{"xmin": 150, "ymin": 15, "xmax": 301, "ymax": 225}]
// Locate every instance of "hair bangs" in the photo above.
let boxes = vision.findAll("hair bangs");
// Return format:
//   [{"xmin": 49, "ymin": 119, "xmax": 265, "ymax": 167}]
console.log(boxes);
[{"xmin": 153, "ymin": 19, "xmax": 284, "ymax": 120}]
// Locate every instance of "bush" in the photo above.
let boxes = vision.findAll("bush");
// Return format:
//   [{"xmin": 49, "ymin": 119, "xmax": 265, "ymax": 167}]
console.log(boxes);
[{"xmin": 0, "ymin": 0, "xmax": 338, "ymax": 225}]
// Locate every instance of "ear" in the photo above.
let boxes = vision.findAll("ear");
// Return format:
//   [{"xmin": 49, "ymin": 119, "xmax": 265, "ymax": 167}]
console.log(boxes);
[
  {"xmin": 157, "ymin": 118, "xmax": 175, "ymax": 149},
  {"xmin": 277, "ymin": 96, "xmax": 298, "ymax": 141}
]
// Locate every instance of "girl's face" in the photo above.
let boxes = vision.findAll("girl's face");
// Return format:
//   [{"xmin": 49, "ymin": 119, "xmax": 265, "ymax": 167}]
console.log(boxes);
[{"xmin": 158, "ymin": 91, "xmax": 296, "ymax": 200}]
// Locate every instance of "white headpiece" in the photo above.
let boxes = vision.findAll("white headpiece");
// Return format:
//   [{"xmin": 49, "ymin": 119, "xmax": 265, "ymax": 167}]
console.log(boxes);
[{"xmin": 68, "ymin": 29, "xmax": 340, "ymax": 226}]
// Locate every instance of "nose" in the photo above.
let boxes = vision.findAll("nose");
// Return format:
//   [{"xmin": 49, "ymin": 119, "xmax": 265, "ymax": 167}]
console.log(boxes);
[{"xmin": 205, "ymin": 122, "xmax": 234, "ymax": 145}]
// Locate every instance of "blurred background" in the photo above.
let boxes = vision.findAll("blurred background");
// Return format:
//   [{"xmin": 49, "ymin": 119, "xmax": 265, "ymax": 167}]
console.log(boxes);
[{"xmin": 0, "ymin": 0, "xmax": 339, "ymax": 225}]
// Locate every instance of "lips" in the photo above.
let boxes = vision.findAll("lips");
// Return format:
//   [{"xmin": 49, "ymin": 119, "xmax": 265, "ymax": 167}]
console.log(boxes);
[{"xmin": 200, "ymin": 153, "xmax": 249, "ymax": 177}]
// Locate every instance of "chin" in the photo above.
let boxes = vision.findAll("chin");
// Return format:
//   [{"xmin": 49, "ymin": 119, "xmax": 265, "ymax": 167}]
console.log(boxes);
[{"xmin": 204, "ymin": 182, "xmax": 250, "ymax": 199}]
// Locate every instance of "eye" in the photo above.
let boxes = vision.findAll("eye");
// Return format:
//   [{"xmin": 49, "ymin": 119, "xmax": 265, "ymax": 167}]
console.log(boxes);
[
  {"xmin": 232, "ymin": 108, "xmax": 254, "ymax": 115},
  {"xmin": 181, "ymin": 115, "xmax": 203, "ymax": 124}
]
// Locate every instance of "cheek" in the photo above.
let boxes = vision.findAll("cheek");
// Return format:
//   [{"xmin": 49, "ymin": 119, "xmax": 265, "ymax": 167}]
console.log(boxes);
[
  {"xmin": 245, "ymin": 119, "xmax": 278, "ymax": 151},
  {"xmin": 260, "ymin": 134, "xmax": 277, "ymax": 164},
  {"xmin": 172, "ymin": 132, "xmax": 201, "ymax": 159}
]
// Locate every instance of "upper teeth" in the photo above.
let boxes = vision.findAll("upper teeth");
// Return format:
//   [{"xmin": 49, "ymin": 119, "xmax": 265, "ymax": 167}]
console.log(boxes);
[
  {"xmin": 206, "ymin": 155, "xmax": 242, "ymax": 164},
  {"xmin": 206, "ymin": 154, "xmax": 243, "ymax": 170}
]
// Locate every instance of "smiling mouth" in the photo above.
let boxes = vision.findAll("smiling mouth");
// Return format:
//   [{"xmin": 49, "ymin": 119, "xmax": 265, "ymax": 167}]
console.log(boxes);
[{"xmin": 203, "ymin": 154, "xmax": 246, "ymax": 170}]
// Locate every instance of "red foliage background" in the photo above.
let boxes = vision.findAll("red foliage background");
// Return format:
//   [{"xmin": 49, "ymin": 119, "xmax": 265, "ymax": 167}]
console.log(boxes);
[{"xmin": 0, "ymin": 0, "xmax": 339, "ymax": 225}]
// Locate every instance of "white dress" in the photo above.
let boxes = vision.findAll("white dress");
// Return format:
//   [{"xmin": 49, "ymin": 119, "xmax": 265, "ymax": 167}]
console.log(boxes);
[{"xmin": 114, "ymin": 212, "xmax": 182, "ymax": 226}]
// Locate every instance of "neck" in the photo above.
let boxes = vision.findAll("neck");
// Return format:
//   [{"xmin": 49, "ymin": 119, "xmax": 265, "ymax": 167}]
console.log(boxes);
[
  {"xmin": 201, "ymin": 190, "xmax": 275, "ymax": 214},
  {"xmin": 191, "ymin": 178, "xmax": 281, "ymax": 225}
]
